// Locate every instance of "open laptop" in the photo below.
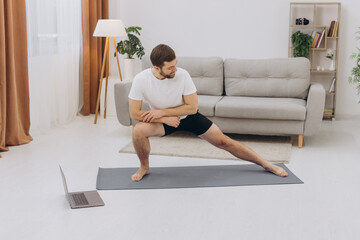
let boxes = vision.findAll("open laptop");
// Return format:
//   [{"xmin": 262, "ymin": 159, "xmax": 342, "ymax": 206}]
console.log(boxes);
[{"xmin": 59, "ymin": 165, "xmax": 105, "ymax": 209}]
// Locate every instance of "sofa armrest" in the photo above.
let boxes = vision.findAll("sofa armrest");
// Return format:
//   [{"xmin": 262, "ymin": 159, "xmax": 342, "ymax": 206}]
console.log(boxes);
[
  {"xmin": 114, "ymin": 82, "xmax": 133, "ymax": 126},
  {"xmin": 304, "ymin": 83, "xmax": 326, "ymax": 136}
]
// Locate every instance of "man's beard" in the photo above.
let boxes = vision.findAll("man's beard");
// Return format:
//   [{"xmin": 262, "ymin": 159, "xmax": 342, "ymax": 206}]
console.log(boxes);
[{"xmin": 159, "ymin": 70, "xmax": 176, "ymax": 79}]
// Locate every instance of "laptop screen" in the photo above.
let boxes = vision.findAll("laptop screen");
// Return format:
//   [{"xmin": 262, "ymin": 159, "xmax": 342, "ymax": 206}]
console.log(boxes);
[{"xmin": 59, "ymin": 165, "xmax": 70, "ymax": 197}]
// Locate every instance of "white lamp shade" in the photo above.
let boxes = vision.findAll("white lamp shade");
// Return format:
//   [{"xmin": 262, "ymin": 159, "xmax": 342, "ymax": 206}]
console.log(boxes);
[{"xmin": 93, "ymin": 19, "xmax": 127, "ymax": 37}]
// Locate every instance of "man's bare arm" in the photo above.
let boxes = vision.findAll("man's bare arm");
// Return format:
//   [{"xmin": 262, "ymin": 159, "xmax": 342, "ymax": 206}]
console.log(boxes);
[
  {"xmin": 129, "ymin": 99, "xmax": 180, "ymax": 127},
  {"xmin": 162, "ymin": 92, "xmax": 198, "ymax": 116},
  {"xmin": 141, "ymin": 93, "xmax": 198, "ymax": 123},
  {"xmin": 129, "ymin": 99, "xmax": 162, "ymax": 122}
]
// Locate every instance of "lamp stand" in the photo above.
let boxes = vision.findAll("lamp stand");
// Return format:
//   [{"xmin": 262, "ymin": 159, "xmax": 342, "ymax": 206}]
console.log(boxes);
[{"xmin": 94, "ymin": 37, "xmax": 123, "ymax": 124}]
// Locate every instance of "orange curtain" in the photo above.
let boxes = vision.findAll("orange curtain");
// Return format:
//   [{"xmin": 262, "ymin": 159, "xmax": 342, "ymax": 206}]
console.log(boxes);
[
  {"xmin": 0, "ymin": 0, "xmax": 32, "ymax": 157},
  {"xmin": 81, "ymin": 0, "xmax": 109, "ymax": 115}
]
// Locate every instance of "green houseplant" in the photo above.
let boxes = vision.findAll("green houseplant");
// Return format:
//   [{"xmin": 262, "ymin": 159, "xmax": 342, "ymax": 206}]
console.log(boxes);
[
  {"xmin": 348, "ymin": 27, "xmax": 360, "ymax": 101},
  {"xmin": 115, "ymin": 26, "xmax": 145, "ymax": 81},
  {"xmin": 115, "ymin": 26, "xmax": 145, "ymax": 59},
  {"xmin": 291, "ymin": 31, "xmax": 313, "ymax": 59}
]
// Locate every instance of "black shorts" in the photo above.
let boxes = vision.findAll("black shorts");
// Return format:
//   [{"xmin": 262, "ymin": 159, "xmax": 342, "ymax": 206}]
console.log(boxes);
[{"xmin": 163, "ymin": 111, "xmax": 213, "ymax": 136}]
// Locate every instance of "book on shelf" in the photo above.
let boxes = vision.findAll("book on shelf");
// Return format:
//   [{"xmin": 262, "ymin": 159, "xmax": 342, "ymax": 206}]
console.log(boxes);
[
  {"xmin": 314, "ymin": 32, "xmax": 322, "ymax": 48},
  {"xmin": 328, "ymin": 21, "xmax": 335, "ymax": 37},
  {"xmin": 328, "ymin": 21, "xmax": 339, "ymax": 37},
  {"xmin": 324, "ymin": 108, "xmax": 333, "ymax": 115},
  {"xmin": 315, "ymin": 29, "xmax": 325, "ymax": 48},
  {"xmin": 332, "ymin": 21, "xmax": 339, "ymax": 37},
  {"xmin": 310, "ymin": 31, "xmax": 316, "ymax": 47},
  {"xmin": 311, "ymin": 30, "xmax": 316, "ymax": 38},
  {"xmin": 329, "ymin": 77, "xmax": 336, "ymax": 92},
  {"xmin": 311, "ymin": 32, "xmax": 319, "ymax": 48},
  {"xmin": 310, "ymin": 30, "xmax": 316, "ymax": 42}
]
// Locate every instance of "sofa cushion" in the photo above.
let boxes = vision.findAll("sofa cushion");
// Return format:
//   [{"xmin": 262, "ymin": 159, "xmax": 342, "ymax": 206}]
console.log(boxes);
[
  {"xmin": 198, "ymin": 95, "xmax": 223, "ymax": 117},
  {"xmin": 224, "ymin": 58, "xmax": 310, "ymax": 99},
  {"xmin": 142, "ymin": 56, "xmax": 224, "ymax": 96},
  {"xmin": 177, "ymin": 57, "xmax": 223, "ymax": 96},
  {"xmin": 215, "ymin": 96, "xmax": 307, "ymax": 121}
]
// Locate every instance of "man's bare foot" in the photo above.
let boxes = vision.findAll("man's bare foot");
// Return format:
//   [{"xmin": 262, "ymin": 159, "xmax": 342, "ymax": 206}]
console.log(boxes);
[
  {"xmin": 264, "ymin": 164, "xmax": 288, "ymax": 177},
  {"xmin": 131, "ymin": 167, "xmax": 150, "ymax": 182}
]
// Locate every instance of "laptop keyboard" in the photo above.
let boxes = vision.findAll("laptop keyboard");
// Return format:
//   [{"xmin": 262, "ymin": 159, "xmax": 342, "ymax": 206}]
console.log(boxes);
[{"xmin": 72, "ymin": 193, "xmax": 89, "ymax": 206}]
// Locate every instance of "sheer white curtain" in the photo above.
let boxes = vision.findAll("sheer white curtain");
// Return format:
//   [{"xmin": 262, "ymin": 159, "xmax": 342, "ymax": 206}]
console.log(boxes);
[{"xmin": 26, "ymin": 0, "xmax": 81, "ymax": 135}]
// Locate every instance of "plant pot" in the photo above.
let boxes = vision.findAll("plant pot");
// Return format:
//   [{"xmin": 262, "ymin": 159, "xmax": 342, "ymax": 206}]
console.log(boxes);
[{"xmin": 124, "ymin": 58, "xmax": 135, "ymax": 81}]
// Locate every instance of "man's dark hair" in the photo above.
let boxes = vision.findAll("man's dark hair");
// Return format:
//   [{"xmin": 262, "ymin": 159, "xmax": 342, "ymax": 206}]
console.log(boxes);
[{"xmin": 150, "ymin": 44, "xmax": 176, "ymax": 68}]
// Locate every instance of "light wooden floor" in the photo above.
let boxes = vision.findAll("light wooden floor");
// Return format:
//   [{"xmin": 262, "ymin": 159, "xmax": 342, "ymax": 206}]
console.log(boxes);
[{"xmin": 0, "ymin": 115, "xmax": 359, "ymax": 240}]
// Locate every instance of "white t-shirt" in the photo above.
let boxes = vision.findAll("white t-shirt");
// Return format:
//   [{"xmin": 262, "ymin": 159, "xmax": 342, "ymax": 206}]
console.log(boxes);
[{"xmin": 128, "ymin": 67, "xmax": 197, "ymax": 119}]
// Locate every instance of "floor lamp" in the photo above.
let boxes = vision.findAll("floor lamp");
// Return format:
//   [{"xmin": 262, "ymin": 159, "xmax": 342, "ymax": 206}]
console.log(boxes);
[{"xmin": 93, "ymin": 19, "xmax": 127, "ymax": 124}]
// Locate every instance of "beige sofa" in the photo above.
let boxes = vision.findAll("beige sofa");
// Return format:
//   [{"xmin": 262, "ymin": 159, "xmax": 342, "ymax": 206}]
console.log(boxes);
[{"xmin": 114, "ymin": 57, "xmax": 326, "ymax": 148}]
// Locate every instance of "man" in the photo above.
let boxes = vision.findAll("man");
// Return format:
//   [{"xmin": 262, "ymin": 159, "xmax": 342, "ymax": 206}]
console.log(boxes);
[{"xmin": 128, "ymin": 44, "xmax": 288, "ymax": 182}]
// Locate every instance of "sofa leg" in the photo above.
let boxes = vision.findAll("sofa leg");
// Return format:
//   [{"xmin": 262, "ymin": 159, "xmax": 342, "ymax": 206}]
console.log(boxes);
[{"xmin": 298, "ymin": 134, "xmax": 303, "ymax": 148}]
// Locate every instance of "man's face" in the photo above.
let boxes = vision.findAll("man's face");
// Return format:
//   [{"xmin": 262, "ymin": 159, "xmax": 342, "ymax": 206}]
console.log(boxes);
[{"xmin": 158, "ymin": 59, "xmax": 177, "ymax": 79}]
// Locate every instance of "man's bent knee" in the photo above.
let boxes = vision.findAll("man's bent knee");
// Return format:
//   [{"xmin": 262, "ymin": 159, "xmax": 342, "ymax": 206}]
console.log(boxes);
[
  {"xmin": 133, "ymin": 122, "xmax": 151, "ymax": 137},
  {"xmin": 132, "ymin": 122, "xmax": 164, "ymax": 138}
]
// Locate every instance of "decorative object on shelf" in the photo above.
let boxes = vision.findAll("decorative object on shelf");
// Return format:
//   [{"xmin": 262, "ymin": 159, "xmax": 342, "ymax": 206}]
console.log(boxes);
[
  {"xmin": 329, "ymin": 77, "xmax": 336, "ymax": 92},
  {"xmin": 296, "ymin": 17, "xmax": 309, "ymax": 25},
  {"xmin": 116, "ymin": 26, "xmax": 145, "ymax": 81},
  {"xmin": 291, "ymin": 31, "xmax": 313, "ymax": 58},
  {"xmin": 93, "ymin": 19, "xmax": 127, "ymax": 124},
  {"xmin": 326, "ymin": 49, "xmax": 335, "ymax": 70},
  {"xmin": 348, "ymin": 27, "xmax": 360, "ymax": 101}
]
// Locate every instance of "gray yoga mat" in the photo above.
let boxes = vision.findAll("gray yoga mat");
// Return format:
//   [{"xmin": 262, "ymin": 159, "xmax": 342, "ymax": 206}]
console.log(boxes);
[{"xmin": 96, "ymin": 163, "xmax": 303, "ymax": 190}]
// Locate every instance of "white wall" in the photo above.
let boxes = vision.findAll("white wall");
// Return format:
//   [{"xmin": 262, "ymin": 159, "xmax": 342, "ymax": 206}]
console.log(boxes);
[{"xmin": 109, "ymin": 0, "xmax": 360, "ymax": 118}]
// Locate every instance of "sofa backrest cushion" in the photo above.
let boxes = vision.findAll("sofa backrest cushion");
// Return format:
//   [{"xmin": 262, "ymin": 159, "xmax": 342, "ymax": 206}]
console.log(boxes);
[
  {"xmin": 224, "ymin": 58, "xmax": 310, "ymax": 99},
  {"xmin": 142, "ymin": 56, "xmax": 224, "ymax": 96}
]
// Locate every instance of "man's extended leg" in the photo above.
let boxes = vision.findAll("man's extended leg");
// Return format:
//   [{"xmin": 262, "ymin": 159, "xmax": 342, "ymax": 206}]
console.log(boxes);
[
  {"xmin": 199, "ymin": 124, "xmax": 288, "ymax": 177},
  {"xmin": 131, "ymin": 122, "xmax": 165, "ymax": 181}
]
